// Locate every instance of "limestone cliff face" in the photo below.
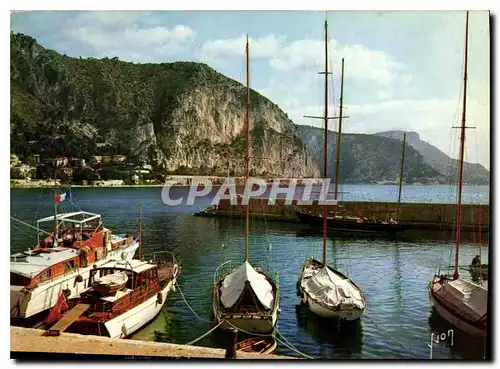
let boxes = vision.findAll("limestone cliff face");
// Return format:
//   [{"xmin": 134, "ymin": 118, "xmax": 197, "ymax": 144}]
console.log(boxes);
[
  {"xmin": 161, "ymin": 83, "xmax": 319, "ymax": 177},
  {"xmin": 10, "ymin": 32, "xmax": 319, "ymax": 177}
]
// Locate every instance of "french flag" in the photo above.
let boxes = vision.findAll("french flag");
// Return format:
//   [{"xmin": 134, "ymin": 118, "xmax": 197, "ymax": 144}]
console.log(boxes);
[{"xmin": 55, "ymin": 191, "xmax": 71, "ymax": 203}]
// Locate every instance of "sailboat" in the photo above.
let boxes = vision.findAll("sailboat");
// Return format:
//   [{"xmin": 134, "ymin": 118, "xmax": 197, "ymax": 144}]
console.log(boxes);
[
  {"xmin": 428, "ymin": 11, "xmax": 488, "ymax": 337},
  {"xmin": 296, "ymin": 20, "xmax": 367, "ymax": 321},
  {"xmin": 211, "ymin": 36, "xmax": 280, "ymax": 334},
  {"xmin": 294, "ymin": 47, "xmax": 406, "ymax": 235}
]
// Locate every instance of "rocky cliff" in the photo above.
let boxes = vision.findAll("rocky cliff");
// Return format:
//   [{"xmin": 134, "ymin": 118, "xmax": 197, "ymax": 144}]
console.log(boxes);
[{"xmin": 10, "ymin": 33, "xmax": 319, "ymax": 178}]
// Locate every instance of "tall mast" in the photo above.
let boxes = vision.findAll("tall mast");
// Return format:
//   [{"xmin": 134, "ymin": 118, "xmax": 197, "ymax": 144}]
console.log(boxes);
[
  {"xmin": 397, "ymin": 133, "xmax": 407, "ymax": 218},
  {"xmin": 303, "ymin": 18, "xmax": 344, "ymax": 266},
  {"xmin": 453, "ymin": 11, "xmax": 469, "ymax": 281},
  {"xmin": 244, "ymin": 35, "xmax": 251, "ymax": 263},
  {"xmin": 334, "ymin": 58, "xmax": 345, "ymax": 200},
  {"xmin": 138, "ymin": 204, "xmax": 143, "ymax": 261},
  {"xmin": 321, "ymin": 20, "xmax": 329, "ymax": 267},
  {"xmin": 53, "ymin": 163, "xmax": 58, "ymax": 242}
]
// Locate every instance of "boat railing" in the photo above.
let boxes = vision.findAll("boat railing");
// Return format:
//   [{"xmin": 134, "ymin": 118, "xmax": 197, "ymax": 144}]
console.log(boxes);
[
  {"xmin": 214, "ymin": 260, "xmax": 235, "ymax": 285},
  {"xmin": 152, "ymin": 250, "xmax": 179, "ymax": 266}
]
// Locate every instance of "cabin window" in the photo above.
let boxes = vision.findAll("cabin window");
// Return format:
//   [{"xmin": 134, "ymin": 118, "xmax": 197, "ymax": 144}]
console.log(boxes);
[
  {"xmin": 64, "ymin": 260, "xmax": 75, "ymax": 273},
  {"xmin": 10, "ymin": 272, "xmax": 30, "ymax": 286},
  {"xmin": 37, "ymin": 269, "xmax": 52, "ymax": 282}
]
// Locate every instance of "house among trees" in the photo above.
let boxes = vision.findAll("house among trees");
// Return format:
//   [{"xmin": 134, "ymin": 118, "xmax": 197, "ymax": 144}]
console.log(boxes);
[
  {"xmin": 10, "ymin": 154, "xmax": 19, "ymax": 168},
  {"xmin": 112, "ymin": 155, "xmax": 127, "ymax": 163},
  {"xmin": 89, "ymin": 156, "xmax": 103, "ymax": 165},
  {"xmin": 27, "ymin": 154, "xmax": 40, "ymax": 164},
  {"xmin": 55, "ymin": 156, "xmax": 69, "ymax": 167},
  {"xmin": 11, "ymin": 164, "xmax": 37, "ymax": 179},
  {"xmin": 131, "ymin": 174, "xmax": 139, "ymax": 184},
  {"xmin": 71, "ymin": 158, "xmax": 86, "ymax": 167}
]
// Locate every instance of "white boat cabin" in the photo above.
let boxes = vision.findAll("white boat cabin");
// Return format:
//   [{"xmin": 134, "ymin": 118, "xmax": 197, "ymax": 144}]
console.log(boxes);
[{"xmin": 10, "ymin": 211, "xmax": 137, "ymax": 289}]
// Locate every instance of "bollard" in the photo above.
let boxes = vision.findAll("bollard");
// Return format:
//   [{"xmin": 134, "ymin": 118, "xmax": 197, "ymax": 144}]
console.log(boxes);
[{"xmin": 225, "ymin": 327, "xmax": 238, "ymax": 359}]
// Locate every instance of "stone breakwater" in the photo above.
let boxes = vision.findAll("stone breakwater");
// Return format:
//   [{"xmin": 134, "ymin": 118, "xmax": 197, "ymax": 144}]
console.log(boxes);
[{"xmin": 200, "ymin": 198, "xmax": 489, "ymax": 231}]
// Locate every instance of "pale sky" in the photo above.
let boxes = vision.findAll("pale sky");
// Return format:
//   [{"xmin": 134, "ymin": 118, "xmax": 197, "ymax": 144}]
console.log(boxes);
[{"xmin": 10, "ymin": 10, "xmax": 490, "ymax": 169}]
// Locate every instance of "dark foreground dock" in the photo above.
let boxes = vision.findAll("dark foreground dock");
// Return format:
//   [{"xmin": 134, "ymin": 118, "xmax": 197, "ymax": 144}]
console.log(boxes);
[{"xmin": 11, "ymin": 327, "xmax": 293, "ymax": 360}]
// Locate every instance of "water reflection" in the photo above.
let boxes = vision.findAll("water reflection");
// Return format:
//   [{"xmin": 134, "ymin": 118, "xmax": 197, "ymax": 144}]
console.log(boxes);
[
  {"xmin": 295, "ymin": 227, "xmax": 487, "ymax": 244},
  {"xmin": 427, "ymin": 307, "xmax": 485, "ymax": 360},
  {"xmin": 295, "ymin": 304, "xmax": 364, "ymax": 359},
  {"xmin": 394, "ymin": 242, "xmax": 403, "ymax": 312}
]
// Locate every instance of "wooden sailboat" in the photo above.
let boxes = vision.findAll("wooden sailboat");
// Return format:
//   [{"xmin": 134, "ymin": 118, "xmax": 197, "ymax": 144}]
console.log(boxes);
[
  {"xmin": 296, "ymin": 20, "xmax": 367, "ymax": 321},
  {"xmin": 49, "ymin": 258, "xmax": 180, "ymax": 338},
  {"xmin": 211, "ymin": 36, "xmax": 280, "ymax": 334},
  {"xmin": 10, "ymin": 182, "xmax": 139, "ymax": 321},
  {"xmin": 428, "ymin": 11, "xmax": 488, "ymax": 337},
  {"xmin": 294, "ymin": 42, "xmax": 406, "ymax": 234}
]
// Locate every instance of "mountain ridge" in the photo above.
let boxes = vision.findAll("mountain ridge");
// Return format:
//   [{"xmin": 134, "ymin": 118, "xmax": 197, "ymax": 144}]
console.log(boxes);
[
  {"xmin": 11, "ymin": 32, "xmax": 488, "ymax": 185},
  {"xmin": 10, "ymin": 32, "xmax": 319, "ymax": 178},
  {"xmin": 295, "ymin": 125, "xmax": 447, "ymax": 184},
  {"xmin": 375, "ymin": 130, "xmax": 489, "ymax": 184}
]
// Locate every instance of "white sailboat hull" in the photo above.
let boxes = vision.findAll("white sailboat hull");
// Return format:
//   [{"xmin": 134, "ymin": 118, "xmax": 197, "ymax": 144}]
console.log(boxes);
[
  {"xmin": 429, "ymin": 292, "xmax": 485, "ymax": 337},
  {"xmin": 11, "ymin": 241, "xmax": 139, "ymax": 319},
  {"xmin": 212, "ymin": 261, "xmax": 280, "ymax": 334},
  {"xmin": 297, "ymin": 260, "xmax": 366, "ymax": 321},
  {"xmin": 428, "ymin": 278, "xmax": 487, "ymax": 338},
  {"xmin": 104, "ymin": 277, "xmax": 177, "ymax": 339},
  {"xmin": 300, "ymin": 292, "xmax": 364, "ymax": 321}
]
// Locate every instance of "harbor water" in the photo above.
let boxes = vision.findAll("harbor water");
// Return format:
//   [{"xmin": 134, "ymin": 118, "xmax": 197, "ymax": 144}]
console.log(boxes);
[{"xmin": 10, "ymin": 185, "xmax": 489, "ymax": 359}]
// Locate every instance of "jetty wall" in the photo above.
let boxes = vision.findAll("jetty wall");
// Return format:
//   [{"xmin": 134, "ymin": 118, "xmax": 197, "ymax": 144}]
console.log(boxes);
[{"xmin": 215, "ymin": 198, "xmax": 489, "ymax": 227}]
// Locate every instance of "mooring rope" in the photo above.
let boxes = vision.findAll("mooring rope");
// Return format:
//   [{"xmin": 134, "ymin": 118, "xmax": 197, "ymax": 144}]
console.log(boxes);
[
  {"xmin": 185, "ymin": 320, "xmax": 224, "ymax": 346},
  {"xmin": 274, "ymin": 329, "xmax": 313, "ymax": 359},
  {"xmin": 274, "ymin": 333, "xmax": 314, "ymax": 360},
  {"xmin": 223, "ymin": 319, "xmax": 314, "ymax": 359},
  {"xmin": 176, "ymin": 283, "xmax": 212, "ymax": 323},
  {"xmin": 175, "ymin": 278, "xmax": 314, "ymax": 359},
  {"xmin": 363, "ymin": 313, "xmax": 421, "ymax": 359}
]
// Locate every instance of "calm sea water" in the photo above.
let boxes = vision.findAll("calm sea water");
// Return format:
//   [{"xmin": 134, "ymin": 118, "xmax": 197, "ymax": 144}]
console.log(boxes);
[{"xmin": 10, "ymin": 185, "xmax": 489, "ymax": 360}]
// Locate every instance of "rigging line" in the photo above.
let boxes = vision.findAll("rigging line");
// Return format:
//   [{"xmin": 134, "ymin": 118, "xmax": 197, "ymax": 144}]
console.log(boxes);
[
  {"xmin": 448, "ymin": 240, "xmax": 454, "ymax": 273},
  {"xmin": 185, "ymin": 320, "xmax": 224, "ymax": 346},
  {"xmin": 33, "ymin": 187, "xmax": 45, "ymax": 226},
  {"xmin": 445, "ymin": 79, "xmax": 463, "ymax": 205},
  {"xmin": 363, "ymin": 313, "xmax": 421, "ymax": 359},
  {"xmin": 11, "ymin": 222, "xmax": 37, "ymax": 240},
  {"xmin": 11, "ymin": 216, "xmax": 52, "ymax": 236},
  {"xmin": 175, "ymin": 283, "xmax": 212, "ymax": 323}
]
